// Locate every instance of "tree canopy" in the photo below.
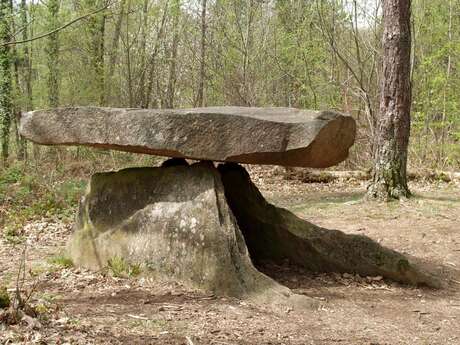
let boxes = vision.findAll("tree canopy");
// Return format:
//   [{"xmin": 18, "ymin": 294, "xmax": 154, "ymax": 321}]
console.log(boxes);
[{"xmin": 0, "ymin": 0, "xmax": 458, "ymax": 170}]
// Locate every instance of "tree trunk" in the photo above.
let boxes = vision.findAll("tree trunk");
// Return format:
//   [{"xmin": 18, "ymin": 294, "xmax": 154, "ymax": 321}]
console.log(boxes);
[
  {"xmin": 11, "ymin": 43, "xmax": 24, "ymax": 160},
  {"xmin": 439, "ymin": 0, "xmax": 452, "ymax": 166},
  {"xmin": 27, "ymin": 0, "xmax": 40, "ymax": 162},
  {"xmin": 195, "ymin": 0, "xmax": 207, "ymax": 107},
  {"xmin": 85, "ymin": 0, "xmax": 106, "ymax": 106},
  {"xmin": 136, "ymin": 0, "xmax": 149, "ymax": 107},
  {"xmin": 0, "ymin": 0, "xmax": 12, "ymax": 166},
  {"xmin": 367, "ymin": 0, "xmax": 412, "ymax": 200},
  {"xmin": 142, "ymin": 0, "xmax": 168, "ymax": 109},
  {"xmin": 165, "ymin": 0, "xmax": 180, "ymax": 109},
  {"xmin": 46, "ymin": 0, "xmax": 60, "ymax": 108},
  {"xmin": 10, "ymin": 0, "xmax": 26, "ymax": 160},
  {"xmin": 241, "ymin": 0, "xmax": 255, "ymax": 106},
  {"xmin": 96, "ymin": 13, "xmax": 106, "ymax": 106},
  {"xmin": 20, "ymin": 0, "xmax": 32, "ymax": 112},
  {"xmin": 106, "ymin": 0, "xmax": 126, "ymax": 104}
]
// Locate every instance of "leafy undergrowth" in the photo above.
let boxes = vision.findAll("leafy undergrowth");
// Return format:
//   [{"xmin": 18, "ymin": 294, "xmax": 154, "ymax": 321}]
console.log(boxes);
[
  {"xmin": 0, "ymin": 162, "xmax": 86, "ymax": 244},
  {"xmin": 0, "ymin": 150, "xmax": 162, "ymax": 244}
]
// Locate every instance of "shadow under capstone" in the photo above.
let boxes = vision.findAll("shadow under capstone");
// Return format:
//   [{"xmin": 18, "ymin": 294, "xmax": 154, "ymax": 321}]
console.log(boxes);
[{"xmin": 218, "ymin": 163, "xmax": 439, "ymax": 288}]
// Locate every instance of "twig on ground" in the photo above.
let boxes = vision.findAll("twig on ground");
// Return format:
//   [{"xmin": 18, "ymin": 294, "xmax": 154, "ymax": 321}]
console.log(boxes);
[
  {"xmin": 127, "ymin": 314, "xmax": 149, "ymax": 320},
  {"xmin": 14, "ymin": 245, "xmax": 27, "ymax": 311}
]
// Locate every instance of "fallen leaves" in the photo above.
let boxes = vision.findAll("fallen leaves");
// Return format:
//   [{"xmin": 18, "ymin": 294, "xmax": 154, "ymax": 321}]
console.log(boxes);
[{"xmin": 1, "ymin": 175, "xmax": 460, "ymax": 344}]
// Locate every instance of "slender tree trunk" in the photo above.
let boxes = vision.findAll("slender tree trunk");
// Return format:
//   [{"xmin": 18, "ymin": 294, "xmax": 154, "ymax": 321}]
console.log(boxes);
[
  {"xmin": 11, "ymin": 43, "xmax": 24, "ymax": 160},
  {"xmin": 165, "ymin": 0, "xmax": 180, "ymax": 109},
  {"xmin": 18, "ymin": 0, "xmax": 32, "ymax": 160},
  {"xmin": 45, "ymin": 0, "xmax": 60, "ymax": 162},
  {"xmin": 124, "ymin": 0, "xmax": 133, "ymax": 107},
  {"xmin": 242, "ymin": 0, "xmax": 255, "ymax": 106},
  {"xmin": 195, "ymin": 0, "xmax": 207, "ymax": 107},
  {"xmin": 9, "ymin": 0, "xmax": 26, "ymax": 160},
  {"xmin": 0, "ymin": 0, "xmax": 12, "ymax": 166},
  {"xmin": 21, "ymin": 0, "xmax": 32, "ymax": 112},
  {"xmin": 85, "ymin": 0, "xmax": 106, "ymax": 105},
  {"xmin": 143, "ymin": 0, "xmax": 168, "ymax": 108},
  {"xmin": 367, "ymin": 0, "xmax": 412, "ymax": 200},
  {"xmin": 27, "ymin": 0, "xmax": 39, "ymax": 162},
  {"xmin": 97, "ymin": 13, "xmax": 106, "ymax": 106},
  {"xmin": 46, "ymin": 0, "xmax": 60, "ymax": 108},
  {"xmin": 136, "ymin": 0, "xmax": 149, "ymax": 106},
  {"xmin": 439, "ymin": 0, "xmax": 452, "ymax": 166},
  {"xmin": 106, "ymin": 0, "xmax": 126, "ymax": 104}
]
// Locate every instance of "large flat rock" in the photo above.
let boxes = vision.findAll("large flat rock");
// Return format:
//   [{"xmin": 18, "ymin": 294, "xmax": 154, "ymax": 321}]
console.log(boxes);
[{"xmin": 19, "ymin": 106, "xmax": 356, "ymax": 168}]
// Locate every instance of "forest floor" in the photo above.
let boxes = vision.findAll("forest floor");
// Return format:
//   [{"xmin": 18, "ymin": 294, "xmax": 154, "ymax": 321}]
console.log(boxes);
[{"xmin": 0, "ymin": 163, "xmax": 459, "ymax": 345}]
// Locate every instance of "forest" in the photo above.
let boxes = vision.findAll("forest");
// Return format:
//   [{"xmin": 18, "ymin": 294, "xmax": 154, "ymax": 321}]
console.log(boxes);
[
  {"xmin": 0, "ymin": 1, "xmax": 459, "ymax": 344},
  {"xmin": 0, "ymin": 0, "xmax": 458, "ymax": 169}
]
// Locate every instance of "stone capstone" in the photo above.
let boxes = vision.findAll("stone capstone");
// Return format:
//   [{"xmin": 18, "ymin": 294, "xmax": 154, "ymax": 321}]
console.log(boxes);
[{"xmin": 19, "ymin": 106, "xmax": 356, "ymax": 168}]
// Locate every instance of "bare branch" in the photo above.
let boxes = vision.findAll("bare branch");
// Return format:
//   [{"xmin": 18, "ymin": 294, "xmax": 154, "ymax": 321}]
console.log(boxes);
[{"xmin": 1, "ymin": 2, "xmax": 113, "ymax": 47}]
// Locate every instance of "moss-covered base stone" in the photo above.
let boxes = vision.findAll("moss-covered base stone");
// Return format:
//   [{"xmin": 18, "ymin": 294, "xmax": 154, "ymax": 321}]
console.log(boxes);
[
  {"xmin": 69, "ymin": 161, "xmax": 312, "ymax": 307},
  {"xmin": 69, "ymin": 161, "xmax": 437, "ymax": 307}
]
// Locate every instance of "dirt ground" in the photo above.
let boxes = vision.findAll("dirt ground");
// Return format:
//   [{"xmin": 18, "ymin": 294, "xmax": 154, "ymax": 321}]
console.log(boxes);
[{"xmin": 1, "ymin": 169, "xmax": 459, "ymax": 345}]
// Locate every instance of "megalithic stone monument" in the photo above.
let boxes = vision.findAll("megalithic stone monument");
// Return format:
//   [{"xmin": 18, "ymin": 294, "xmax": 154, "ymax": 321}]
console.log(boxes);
[{"xmin": 20, "ymin": 107, "xmax": 438, "ymax": 308}]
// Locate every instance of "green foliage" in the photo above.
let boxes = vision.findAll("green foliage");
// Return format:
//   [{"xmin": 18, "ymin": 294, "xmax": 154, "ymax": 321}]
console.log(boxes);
[
  {"xmin": 0, "ymin": 0, "xmax": 458, "ymax": 169},
  {"xmin": 45, "ymin": 0, "xmax": 60, "ymax": 107},
  {"xmin": 48, "ymin": 253, "xmax": 74, "ymax": 269},
  {"xmin": 3, "ymin": 226, "xmax": 24, "ymax": 244},
  {"xmin": 0, "ymin": 285, "xmax": 10, "ymax": 309},
  {"xmin": 0, "ymin": 163, "xmax": 23, "ymax": 185},
  {"xmin": 410, "ymin": 0, "xmax": 460, "ymax": 167},
  {"xmin": 275, "ymin": 0, "xmax": 336, "ymax": 109},
  {"xmin": 0, "ymin": 162, "xmax": 86, "ymax": 239},
  {"xmin": 55, "ymin": 180, "xmax": 87, "ymax": 210},
  {"xmin": 107, "ymin": 256, "xmax": 141, "ymax": 278}
]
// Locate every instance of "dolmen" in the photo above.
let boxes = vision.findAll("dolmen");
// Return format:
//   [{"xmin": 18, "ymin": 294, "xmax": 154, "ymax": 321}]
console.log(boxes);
[{"xmin": 20, "ymin": 107, "xmax": 436, "ymax": 307}]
